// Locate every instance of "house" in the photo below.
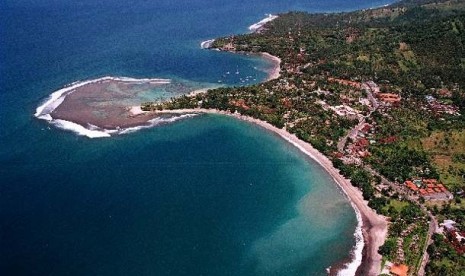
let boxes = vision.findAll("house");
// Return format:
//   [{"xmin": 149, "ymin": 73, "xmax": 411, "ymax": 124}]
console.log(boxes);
[
  {"xmin": 377, "ymin": 93, "xmax": 401, "ymax": 106},
  {"xmin": 379, "ymin": 136, "xmax": 398, "ymax": 144},
  {"xmin": 441, "ymin": 220, "xmax": 465, "ymax": 254},
  {"xmin": 221, "ymin": 42, "xmax": 236, "ymax": 51},
  {"xmin": 441, "ymin": 220, "xmax": 457, "ymax": 231},
  {"xmin": 330, "ymin": 105, "xmax": 359, "ymax": 120},
  {"xmin": 328, "ymin": 77, "xmax": 362, "ymax": 89},
  {"xmin": 360, "ymin": 123, "xmax": 372, "ymax": 134},
  {"xmin": 390, "ymin": 264, "xmax": 409, "ymax": 276},
  {"xmin": 437, "ymin": 88, "xmax": 452, "ymax": 98},
  {"xmin": 405, "ymin": 181, "xmax": 419, "ymax": 192}
]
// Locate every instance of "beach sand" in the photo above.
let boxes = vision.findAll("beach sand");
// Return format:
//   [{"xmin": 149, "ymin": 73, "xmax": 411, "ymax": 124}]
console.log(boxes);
[
  {"xmin": 260, "ymin": 52, "xmax": 281, "ymax": 81},
  {"xmin": 152, "ymin": 108, "xmax": 388, "ymax": 276}
]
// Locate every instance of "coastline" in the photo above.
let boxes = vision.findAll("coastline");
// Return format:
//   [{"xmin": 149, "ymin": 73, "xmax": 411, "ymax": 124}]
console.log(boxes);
[
  {"xmin": 35, "ymin": 10, "xmax": 382, "ymax": 273},
  {"xmin": 201, "ymin": 14, "xmax": 281, "ymax": 82},
  {"xmin": 260, "ymin": 52, "xmax": 281, "ymax": 81},
  {"xmin": 33, "ymin": 48, "xmax": 280, "ymax": 139},
  {"xmin": 249, "ymin": 14, "xmax": 279, "ymax": 33},
  {"xmin": 151, "ymin": 108, "xmax": 388, "ymax": 276}
]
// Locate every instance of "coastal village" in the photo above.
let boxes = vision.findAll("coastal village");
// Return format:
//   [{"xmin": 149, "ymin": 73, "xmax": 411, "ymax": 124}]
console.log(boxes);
[{"xmin": 143, "ymin": 1, "xmax": 465, "ymax": 275}]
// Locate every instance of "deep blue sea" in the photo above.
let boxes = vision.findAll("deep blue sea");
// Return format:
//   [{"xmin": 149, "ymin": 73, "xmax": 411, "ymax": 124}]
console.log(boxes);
[{"xmin": 1, "ymin": 0, "xmax": 393, "ymax": 275}]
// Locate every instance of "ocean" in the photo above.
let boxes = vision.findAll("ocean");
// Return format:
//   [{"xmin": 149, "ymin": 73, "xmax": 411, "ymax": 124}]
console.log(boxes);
[{"xmin": 0, "ymin": 0, "xmax": 393, "ymax": 275}]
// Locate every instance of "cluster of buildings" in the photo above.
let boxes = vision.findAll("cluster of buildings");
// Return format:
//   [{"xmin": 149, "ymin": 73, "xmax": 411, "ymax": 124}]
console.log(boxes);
[
  {"xmin": 439, "ymin": 220, "xmax": 465, "ymax": 255},
  {"xmin": 363, "ymin": 80, "xmax": 402, "ymax": 107},
  {"xmin": 348, "ymin": 137, "xmax": 371, "ymax": 158},
  {"xmin": 329, "ymin": 105, "xmax": 360, "ymax": 120},
  {"xmin": 404, "ymin": 179, "xmax": 453, "ymax": 200},
  {"xmin": 376, "ymin": 92, "xmax": 402, "ymax": 107},
  {"xmin": 345, "ymin": 122, "xmax": 377, "ymax": 159},
  {"xmin": 425, "ymin": 95, "xmax": 460, "ymax": 116},
  {"xmin": 327, "ymin": 77, "xmax": 362, "ymax": 89}
]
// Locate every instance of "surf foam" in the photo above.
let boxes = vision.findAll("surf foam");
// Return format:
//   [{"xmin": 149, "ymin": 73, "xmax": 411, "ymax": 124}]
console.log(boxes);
[
  {"xmin": 336, "ymin": 201, "xmax": 364, "ymax": 276},
  {"xmin": 276, "ymin": 133, "xmax": 364, "ymax": 276},
  {"xmin": 35, "ymin": 76, "xmax": 174, "ymax": 138},
  {"xmin": 200, "ymin": 39, "xmax": 215, "ymax": 49},
  {"xmin": 248, "ymin": 14, "xmax": 278, "ymax": 32},
  {"xmin": 52, "ymin": 119, "xmax": 112, "ymax": 138},
  {"xmin": 118, "ymin": 114, "xmax": 199, "ymax": 135},
  {"xmin": 48, "ymin": 114, "xmax": 198, "ymax": 138}
]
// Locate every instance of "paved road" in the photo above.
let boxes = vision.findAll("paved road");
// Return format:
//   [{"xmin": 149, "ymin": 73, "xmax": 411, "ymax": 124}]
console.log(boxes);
[
  {"xmin": 337, "ymin": 116, "xmax": 365, "ymax": 152},
  {"xmin": 418, "ymin": 211, "xmax": 438, "ymax": 276},
  {"xmin": 337, "ymin": 82, "xmax": 378, "ymax": 153}
]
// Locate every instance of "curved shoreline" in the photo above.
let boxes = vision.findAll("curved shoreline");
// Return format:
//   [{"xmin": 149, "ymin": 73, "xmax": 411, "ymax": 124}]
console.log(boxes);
[
  {"xmin": 259, "ymin": 52, "xmax": 281, "ymax": 81},
  {"xmin": 151, "ymin": 108, "xmax": 388, "ymax": 276},
  {"xmin": 34, "ymin": 76, "xmax": 177, "ymax": 138},
  {"xmin": 35, "ymin": 76, "xmax": 171, "ymax": 120},
  {"xmin": 35, "ymin": 10, "xmax": 383, "ymax": 274},
  {"xmin": 34, "ymin": 49, "xmax": 280, "ymax": 138}
]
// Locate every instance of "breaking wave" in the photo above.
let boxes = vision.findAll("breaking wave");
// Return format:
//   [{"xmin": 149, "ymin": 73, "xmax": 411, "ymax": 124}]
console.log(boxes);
[
  {"xmin": 43, "ymin": 113, "xmax": 198, "ymax": 139},
  {"xmin": 200, "ymin": 39, "xmax": 215, "ymax": 49},
  {"xmin": 33, "ymin": 76, "xmax": 204, "ymax": 138},
  {"xmin": 248, "ymin": 14, "xmax": 278, "ymax": 32}
]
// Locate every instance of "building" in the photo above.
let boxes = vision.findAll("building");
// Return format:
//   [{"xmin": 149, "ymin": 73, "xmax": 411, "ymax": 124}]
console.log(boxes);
[
  {"xmin": 404, "ymin": 179, "xmax": 453, "ymax": 200},
  {"xmin": 405, "ymin": 180, "xmax": 419, "ymax": 192},
  {"xmin": 328, "ymin": 77, "xmax": 361, "ymax": 89},
  {"xmin": 377, "ymin": 93, "xmax": 401, "ymax": 106},
  {"xmin": 330, "ymin": 105, "xmax": 359, "ymax": 120},
  {"xmin": 440, "ymin": 220, "xmax": 465, "ymax": 254},
  {"xmin": 389, "ymin": 264, "xmax": 409, "ymax": 276}
]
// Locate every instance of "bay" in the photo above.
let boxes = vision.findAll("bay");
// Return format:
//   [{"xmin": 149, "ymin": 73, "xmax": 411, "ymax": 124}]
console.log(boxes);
[{"xmin": 0, "ymin": 0, "xmax": 393, "ymax": 275}]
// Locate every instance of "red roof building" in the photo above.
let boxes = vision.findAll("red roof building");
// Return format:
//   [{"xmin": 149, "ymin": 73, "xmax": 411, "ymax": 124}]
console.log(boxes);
[{"xmin": 390, "ymin": 264, "xmax": 409, "ymax": 276}]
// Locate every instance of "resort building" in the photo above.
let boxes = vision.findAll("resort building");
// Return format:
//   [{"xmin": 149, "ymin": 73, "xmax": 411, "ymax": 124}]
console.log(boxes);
[
  {"xmin": 381, "ymin": 261, "xmax": 409, "ymax": 276},
  {"xmin": 404, "ymin": 179, "xmax": 453, "ymax": 200}
]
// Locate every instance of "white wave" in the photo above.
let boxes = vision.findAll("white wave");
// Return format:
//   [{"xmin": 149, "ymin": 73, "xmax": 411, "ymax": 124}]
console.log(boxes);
[
  {"xmin": 248, "ymin": 14, "xmax": 278, "ymax": 32},
  {"xmin": 48, "ymin": 114, "xmax": 198, "ymax": 138},
  {"xmin": 112, "ymin": 76, "xmax": 171, "ymax": 84},
  {"xmin": 118, "ymin": 113, "xmax": 199, "ymax": 135},
  {"xmin": 34, "ymin": 76, "xmax": 174, "ymax": 138},
  {"xmin": 200, "ymin": 39, "xmax": 215, "ymax": 49},
  {"xmin": 35, "ymin": 76, "xmax": 171, "ymax": 119},
  {"xmin": 337, "ymin": 202, "xmax": 364, "ymax": 276},
  {"xmin": 52, "ymin": 119, "xmax": 111, "ymax": 138}
]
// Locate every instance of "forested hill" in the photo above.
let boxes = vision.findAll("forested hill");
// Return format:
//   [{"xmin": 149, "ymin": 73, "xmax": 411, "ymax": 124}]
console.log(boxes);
[{"xmin": 213, "ymin": 0, "xmax": 465, "ymax": 97}]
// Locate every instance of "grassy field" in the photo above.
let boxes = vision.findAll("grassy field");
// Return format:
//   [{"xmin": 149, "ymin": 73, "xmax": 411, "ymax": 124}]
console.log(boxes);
[
  {"xmin": 422, "ymin": 130, "xmax": 465, "ymax": 189},
  {"xmin": 388, "ymin": 199, "xmax": 411, "ymax": 212}
]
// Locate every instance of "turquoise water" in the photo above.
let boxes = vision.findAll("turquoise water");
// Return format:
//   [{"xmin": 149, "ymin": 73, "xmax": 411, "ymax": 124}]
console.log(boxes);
[{"xmin": 0, "ymin": 0, "xmax": 393, "ymax": 275}]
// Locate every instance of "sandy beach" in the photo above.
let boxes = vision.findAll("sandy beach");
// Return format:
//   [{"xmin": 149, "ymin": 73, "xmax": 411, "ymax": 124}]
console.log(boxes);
[
  {"xmin": 260, "ymin": 52, "xmax": 281, "ymax": 81},
  {"xmin": 153, "ymin": 108, "xmax": 388, "ymax": 276}
]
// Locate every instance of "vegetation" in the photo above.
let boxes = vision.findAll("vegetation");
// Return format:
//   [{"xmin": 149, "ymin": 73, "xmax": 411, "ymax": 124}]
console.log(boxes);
[
  {"xmin": 142, "ymin": 0, "xmax": 465, "ymax": 273},
  {"xmin": 426, "ymin": 233, "xmax": 465, "ymax": 275},
  {"xmin": 422, "ymin": 129, "xmax": 465, "ymax": 189}
]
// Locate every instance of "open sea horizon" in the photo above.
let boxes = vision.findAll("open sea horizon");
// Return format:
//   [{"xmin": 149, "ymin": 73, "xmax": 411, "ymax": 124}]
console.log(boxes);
[{"xmin": 1, "ymin": 0, "xmax": 393, "ymax": 275}]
